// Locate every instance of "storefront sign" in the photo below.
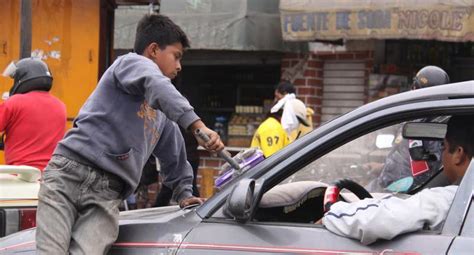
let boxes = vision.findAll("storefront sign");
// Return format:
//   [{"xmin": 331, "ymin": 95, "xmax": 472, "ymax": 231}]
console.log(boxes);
[{"xmin": 280, "ymin": 0, "xmax": 474, "ymax": 42}]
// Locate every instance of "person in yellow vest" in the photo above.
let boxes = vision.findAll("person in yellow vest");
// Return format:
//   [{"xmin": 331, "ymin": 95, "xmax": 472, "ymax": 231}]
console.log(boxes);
[
  {"xmin": 251, "ymin": 95, "xmax": 310, "ymax": 157},
  {"xmin": 272, "ymin": 81, "xmax": 314, "ymax": 142},
  {"xmin": 290, "ymin": 107, "xmax": 314, "ymax": 142}
]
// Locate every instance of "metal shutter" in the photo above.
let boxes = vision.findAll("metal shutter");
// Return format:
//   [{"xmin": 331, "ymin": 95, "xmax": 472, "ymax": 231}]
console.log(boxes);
[{"xmin": 322, "ymin": 60, "xmax": 366, "ymax": 123}]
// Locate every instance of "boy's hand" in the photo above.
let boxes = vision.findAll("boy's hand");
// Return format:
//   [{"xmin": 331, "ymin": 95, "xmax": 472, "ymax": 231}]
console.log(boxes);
[
  {"xmin": 190, "ymin": 121, "xmax": 224, "ymax": 152},
  {"xmin": 196, "ymin": 127, "xmax": 224, "ymax": 152},
  {"xmin": 179, "ymin": 196, "xmax": 205, "ymax": 208}
]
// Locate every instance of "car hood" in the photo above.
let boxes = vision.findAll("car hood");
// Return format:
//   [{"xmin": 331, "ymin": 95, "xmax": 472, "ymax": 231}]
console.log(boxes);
[
  {"xmin": 113, "ymin": 205, "xmax": 202, "ymax": 250},
  {"xmin": 119, "ymin": 205, "xmax": 184, "ymax": 221},
  {"xmin": 0, "ymin": 205, "xmax": 202, "ymax": 253},
  {"xmin": 0, "ymin": 227, "xmax": 36, "ymax": 252}
]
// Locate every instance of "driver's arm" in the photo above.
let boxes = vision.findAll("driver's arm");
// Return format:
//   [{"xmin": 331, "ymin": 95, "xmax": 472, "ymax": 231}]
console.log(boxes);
[{"xmin": 322, "ymin": 186, "xmax": 457, "ymax": 245}]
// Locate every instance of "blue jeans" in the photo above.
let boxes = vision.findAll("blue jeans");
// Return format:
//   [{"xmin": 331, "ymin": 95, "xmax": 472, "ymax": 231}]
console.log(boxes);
[{"xmin": 36, "ymin": 155, "xmax": 124, "ymax": 255}]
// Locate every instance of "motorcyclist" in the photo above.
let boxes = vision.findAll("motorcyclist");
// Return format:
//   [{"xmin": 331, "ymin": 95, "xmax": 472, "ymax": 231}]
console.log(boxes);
[
  {"xmin": 411, "ymin": 65, "xmax": 450, "ymax": 90},
  {"xmin": 370, "ymin": 66, "xmax": 450, "ymax": 192},
  {"xmin": 0, "ymin": 58, "xmax": 66, "ymax": 170}
]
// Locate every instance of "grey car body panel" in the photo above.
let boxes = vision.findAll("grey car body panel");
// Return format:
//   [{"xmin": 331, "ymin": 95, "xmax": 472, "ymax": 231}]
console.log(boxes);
[
  {"xmin": 446, "ymin": 159, "xmax": 474, "ymax": 254},
  {"xmin": 443, "ymin": 159, "xmax": 474, "ymax": 235},
  {"xmin": 459, "ymin": 192, "xmax": 473, "ymax": 237},
  {"xmin": 1, "ymin": 81, "xmax": 473, "ymax": 254},
  {"xmin": 110, "ymin": 206, "xmax": 201, "ymax": 254},
  {"xmin": 180, "ymin": 221, "xmax": 454, "ymax": 254},
  {"xmin": 0, "ymin": 228, "xmax": 35, "ymax": 253},
  {"xmin": 448, "ymin": 236, "xmax": 474, "ymax": 255}
]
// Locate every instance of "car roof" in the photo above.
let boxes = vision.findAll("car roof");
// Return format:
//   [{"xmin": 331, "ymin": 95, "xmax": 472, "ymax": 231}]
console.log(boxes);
[{"xmin": 350, "ymin": 81, "xmax": 474, "ymax": 117}]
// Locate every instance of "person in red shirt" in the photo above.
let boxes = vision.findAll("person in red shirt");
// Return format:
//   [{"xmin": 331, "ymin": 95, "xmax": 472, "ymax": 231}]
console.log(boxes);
[{"xmin": 0, "ymin": 58, "xmax": 66, "ymax": 170}]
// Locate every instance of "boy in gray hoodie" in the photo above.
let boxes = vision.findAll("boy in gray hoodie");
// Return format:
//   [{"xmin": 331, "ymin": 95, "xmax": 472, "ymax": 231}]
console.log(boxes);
[{"xmin": 36, "ymin": 14, "xmax": 224, "ymax": 254}]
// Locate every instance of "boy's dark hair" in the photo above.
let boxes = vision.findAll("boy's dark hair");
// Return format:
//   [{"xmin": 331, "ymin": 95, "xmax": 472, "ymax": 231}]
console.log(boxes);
[
  {"xmin": 133, "ymin": 14, "xmax": 190, "ymax": 54},
  {"xmin": 275, "ymin": 81, "xmax": 295, "ymax": 95},
  {"xmin": 445, "ymin": 114, "xmax": 474, "ymax": 158}
]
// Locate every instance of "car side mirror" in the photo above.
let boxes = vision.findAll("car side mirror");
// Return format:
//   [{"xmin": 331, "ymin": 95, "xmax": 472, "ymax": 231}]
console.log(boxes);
[{"xmin": 223, "ymin": 179, "xmax": 256, "ymax": 223}]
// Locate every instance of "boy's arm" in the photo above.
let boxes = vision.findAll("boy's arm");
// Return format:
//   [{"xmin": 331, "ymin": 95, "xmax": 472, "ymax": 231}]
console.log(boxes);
[
  {"xmin": 322, "ymin": 186, "xmax": 457, "ymax": 245},
  {"xmin": 114, "ymin": 55, "xmax": 224, "ymax": 152},
  {"xmin": 153, "ymin": 118, "xmax": 197, "ymax": 205},
  {"xmin": 113, "ymin": 55, "xmax": 199, "ymax": 129}
]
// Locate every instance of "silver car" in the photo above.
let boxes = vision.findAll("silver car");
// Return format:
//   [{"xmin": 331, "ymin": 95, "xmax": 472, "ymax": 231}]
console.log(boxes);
[{"xmin": 1, "ymin": 81, "xmax": 473, "ymax": 254}]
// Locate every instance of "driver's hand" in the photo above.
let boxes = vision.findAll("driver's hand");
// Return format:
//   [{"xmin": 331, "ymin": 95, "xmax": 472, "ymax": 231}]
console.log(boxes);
[{"xmin": 179, "ymin": 196, "xmax": 205, "ymax": 208}]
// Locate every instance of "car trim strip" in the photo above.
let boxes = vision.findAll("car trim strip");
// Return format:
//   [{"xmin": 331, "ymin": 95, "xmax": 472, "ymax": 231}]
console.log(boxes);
[
  {"xmin": 0, "ymin": 241, "xmax": 35, "ymax": 251},
  {"xmin": 0, "ymin": 240, "xmax": 421, "ymax": 254},
  {"xmin": 113, "ymin": 241, "xmax": 420, "ymax": 254}
]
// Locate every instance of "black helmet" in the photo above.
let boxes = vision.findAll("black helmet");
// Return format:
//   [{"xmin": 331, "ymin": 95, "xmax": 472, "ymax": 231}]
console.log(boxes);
[
  {"xmin": 4, "ymin": 58, "xmax": 53, "ymax": 96},
  {"xmin": 412, "ymin": 65, "xmax": 450, "ymax": 89}
]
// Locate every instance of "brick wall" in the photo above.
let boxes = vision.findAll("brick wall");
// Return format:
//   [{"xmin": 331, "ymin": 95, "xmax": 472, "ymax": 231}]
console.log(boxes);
[
  {"xmin": 281, "ymin": 51, "xmax": 374, "ymax": 127},
  {"xmin": 193, "ymin": 51, "xmax": 375, "ymax": 199},
  {"xmin": 191, "ymin": 51, "xmax": 376, "ymax": 200}
]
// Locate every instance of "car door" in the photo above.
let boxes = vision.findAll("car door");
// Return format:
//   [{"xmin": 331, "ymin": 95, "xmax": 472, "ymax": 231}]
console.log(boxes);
[
  {"xmin": 179, "ymin": 171, "xmax": 470, "ymax": 254},
  {"xmin": 446, "ymin": 158, "xmax": 474, "ymax": 254},
  {"xmin": 180, "ymin": 99, "xmax": 474, "ymax": 254},
  {"xmin": 178, "ymin": 219, "xmax": 454, "ymax": 254}
]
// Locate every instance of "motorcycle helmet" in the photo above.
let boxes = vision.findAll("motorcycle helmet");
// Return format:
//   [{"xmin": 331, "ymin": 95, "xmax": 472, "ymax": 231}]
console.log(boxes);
[
  {"xmin": 412, "ymin": 65, "xmax": 450, "ymax": 90},
  {"xmin": 3, "ymin": 58, "xmax": 53, "ymax": 96}
]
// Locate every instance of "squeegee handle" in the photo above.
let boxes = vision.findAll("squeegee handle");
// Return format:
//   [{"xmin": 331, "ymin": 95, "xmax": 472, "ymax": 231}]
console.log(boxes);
[{"xmin": 195, "ymin": 129, "xmax": 241, "ymax": 170}]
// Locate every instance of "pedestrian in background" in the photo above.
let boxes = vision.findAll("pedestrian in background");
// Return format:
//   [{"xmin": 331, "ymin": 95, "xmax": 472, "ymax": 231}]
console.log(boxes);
[
  {"xmin": 251, "ymin": 95, "xmax": 310, "ymax": 158},
  {"xmin": 35, "ymin": 14, "xmax": 223, "ymax": 254},
  {"xmin": 0, "ymin": 58, "xmax": 66, "ymax": 170},
  {"xmin": 273, "ymin": 80, "xmax": 314, "ymax": 141},
  {"xmin": 273, "ymin": 80, "xmax": 296, "ymax": 102}
]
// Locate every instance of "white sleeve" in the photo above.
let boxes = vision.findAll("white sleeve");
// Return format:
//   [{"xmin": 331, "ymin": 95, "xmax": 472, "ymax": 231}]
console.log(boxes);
[{"xmin": 322, "ymin": 186, "xmax": 457, "ymax": 245}]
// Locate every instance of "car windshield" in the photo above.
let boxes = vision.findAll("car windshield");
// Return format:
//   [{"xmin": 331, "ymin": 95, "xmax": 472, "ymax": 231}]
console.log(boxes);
[{"xmin": 281, "ymin": 119, "xmax": 445, "ymax": 194}]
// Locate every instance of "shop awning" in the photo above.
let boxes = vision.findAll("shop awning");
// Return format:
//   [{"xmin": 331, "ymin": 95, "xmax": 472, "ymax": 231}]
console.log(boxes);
[
  {"xmin": 114, "ymin": 0, "xmax": 307, "ymax": 52},
  {"xmin": 160, "ymin": 0, "xmax": 307, "ymax": 52},
  {"xmin": 280, "ymin": 0, "xmax": 474, "ymax": 42}
]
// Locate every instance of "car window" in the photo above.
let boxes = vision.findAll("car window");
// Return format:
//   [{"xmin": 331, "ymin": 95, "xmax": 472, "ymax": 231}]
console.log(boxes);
[
  {"xmin": 280, "ymin": 121, "xmax": 442, "ymax": 193},
  {"xmin": 211, "ymin": 117, "xmax": 450, "ymax": 222},
  {"xmin": 249, "ymin": 120, "xmax": 445, "ymax": 224}
]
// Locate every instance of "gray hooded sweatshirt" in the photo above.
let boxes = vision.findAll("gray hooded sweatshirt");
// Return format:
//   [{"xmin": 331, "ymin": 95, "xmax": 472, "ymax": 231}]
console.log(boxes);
[{"xmin": 55, "ymin": 53, "xmax": 199, "ymax": 201}]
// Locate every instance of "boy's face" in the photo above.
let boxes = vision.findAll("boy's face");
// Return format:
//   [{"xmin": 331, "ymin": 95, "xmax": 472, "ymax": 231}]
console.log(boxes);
[{"xmin": 152, "ymin": 42, "xmax": 184, "ymax": 79}]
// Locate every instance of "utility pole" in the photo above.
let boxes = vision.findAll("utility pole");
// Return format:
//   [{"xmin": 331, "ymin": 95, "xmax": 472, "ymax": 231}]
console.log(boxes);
[{"xmin": 20, "ymin": 0, "xmax": 32, "ymax": 58}]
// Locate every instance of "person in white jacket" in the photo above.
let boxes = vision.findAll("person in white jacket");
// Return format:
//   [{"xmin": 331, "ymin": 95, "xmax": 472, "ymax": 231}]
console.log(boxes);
[{"xmin": 322, "ymin": 114, "xmax": 474, "ymax": 245}]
